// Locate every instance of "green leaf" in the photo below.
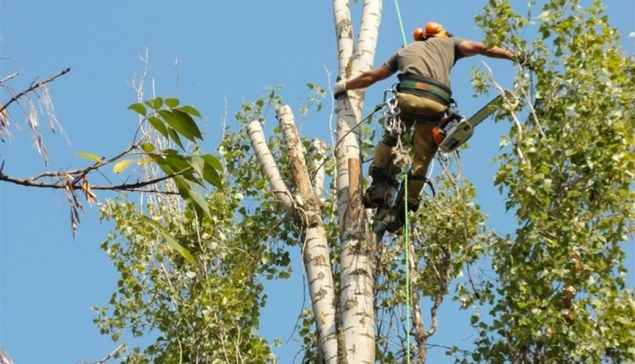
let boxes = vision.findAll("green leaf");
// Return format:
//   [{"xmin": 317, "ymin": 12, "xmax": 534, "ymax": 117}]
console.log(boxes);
[
  {"xmin": 172, "ymin": 109, "xmax": 202, "ymax": 140},
  {"xmin": 127, "ymin": 103, "xmax": 147, "ymax": 116},
  {"xmin": 202, "ymin": 163, "xmax": 222, "ymax": 189},
  {"xmin": 187, "ymin": 186, "xmax": 210, "ymax": 216},
  {"xmin": 142, "ymin": 216, "xmax": 196, "ymax": 265},
  {"xmin": 76, "ymin": 152, "xmax": 103, "ymax": 163},
  {"xmin": 113, "ymin": 160, "xmax": 132, "ymax": 174},
  {"xmin": 144, "ymin": 97, "xmax": 163, "ymax": 110},
  {"xmin": 161, "ymin": 154, "xmax": 190, "ymax": 174},
  {"xmin": 164, "ymin": 98, "xmax": 180, "ymax": 108},
  {"xmin": 172, "ymin": 176, "xmax": 191, "ymax": 199},
  {"xmin": 167, "ymin": 128, "xmax": 185, "ymax": 150},
  {"xmin": 189, "ymin": 155, "xmax": 206, "ymax": 180},
  {"xmin": 202, "ymin": 154, "xmax": 222, "ymax": 171},
  {"xmin": 176, "ymin": 105, "xmax": 201, "ymax": 118},
  {"xmin": 140, "ymin": 142, "xmax": 155, "ymax": 153},
  {"xmin": 148, "ymin": 116, "xmax": 169, "ymax": 139},
  {"xmin": 159, "ymin": 109, "xmax": 203, "ymax": 142}
]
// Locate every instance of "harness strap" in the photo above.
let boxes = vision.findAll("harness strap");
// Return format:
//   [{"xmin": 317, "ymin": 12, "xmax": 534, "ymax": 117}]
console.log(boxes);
[
  {"xmin": 397, "ymin": 73, "xmax": 452, "ymax": 106},
  {"xmin": 399, "ymin": 110, "xmax": 444, "ymax": 124}
]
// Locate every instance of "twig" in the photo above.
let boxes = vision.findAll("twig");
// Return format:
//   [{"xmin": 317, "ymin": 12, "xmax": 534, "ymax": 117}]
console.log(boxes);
[
  {"xmin": 0, "ymin": 72, "xmax": 19, "ymax": 84},
  {"xmin": 90, "ymin": 343, "xmax": 126, "ymax": 364},
  {"xmin": 0, "ymin": 68, "xmax": 70, "ymax": 115}
]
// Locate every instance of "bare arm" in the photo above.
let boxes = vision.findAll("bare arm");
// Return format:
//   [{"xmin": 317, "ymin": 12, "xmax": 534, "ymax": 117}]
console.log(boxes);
[
  {"xmin": 345, "ymin": 66, "xmax": 394, "ymax": 90},
  {"xmin": 458, "ymin": 40, "xmax": 515, "ymax": 61}
]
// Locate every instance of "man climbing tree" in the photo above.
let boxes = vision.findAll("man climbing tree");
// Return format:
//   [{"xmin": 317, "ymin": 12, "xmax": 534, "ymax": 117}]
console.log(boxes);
[{"xmin": 334, "ymin": 21, "xmax": 519, "ymax": 235}]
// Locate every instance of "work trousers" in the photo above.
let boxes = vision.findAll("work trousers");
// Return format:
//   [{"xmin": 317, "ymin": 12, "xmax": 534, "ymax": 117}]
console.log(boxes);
[{"xmin": 370, "ymin": 92, "xmax": 447, "ymax": 205}]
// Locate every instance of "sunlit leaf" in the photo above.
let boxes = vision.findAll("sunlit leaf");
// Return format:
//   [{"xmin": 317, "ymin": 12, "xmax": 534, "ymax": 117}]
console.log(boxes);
[
  {"xmin": 164, "ymin": 98, "xmax": 179, "ymax": 108},
  {"xmin": 144, "ymin": 97, "xmax": 163, "ymax": 110},
  {"xmin": 148, "ymin": 117, "xmax": 169, "ymax": 139},
  {"xmin": 113, "ymin": 160, "xmax": 132, "ymax": 174},
  {"xmin": 136, "ymin": 158, "xmax": 158, "ymax": 164},
  {"xmin": 189, "ymin": 155, "xmax": 206, "ymax": 180},
  {"xmin": 176, "ymin": 105, "xmax": 201, "ymax": 118},
  {"xmin": 127, "ymin": 103, "xmax": 147, "ymax": 116},
  {"xmin": 140, "ymin": 142, "xmax": 155, "ymax": 153},
  {"xmin": 76, "ymin": 152, "xmax": 103, "ymax": 163}
]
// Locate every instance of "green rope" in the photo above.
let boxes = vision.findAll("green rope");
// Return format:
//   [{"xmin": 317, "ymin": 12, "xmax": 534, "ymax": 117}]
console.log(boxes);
[
  {"xmin": 403, "ymin": 172, "xmax": 411, "ymax": 363},
  {"xmin": 392, "ymin": 0, "xmax": 410, "ymax": 361},
  {"xmin": 393, "ymin": 0, "xmax": 408, "ymax": 47}
]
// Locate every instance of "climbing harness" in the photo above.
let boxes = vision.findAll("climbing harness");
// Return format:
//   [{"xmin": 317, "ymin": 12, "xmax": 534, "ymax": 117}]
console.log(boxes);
[
  {"xmin": 397, "ymin": 73, "xmax": 453, "ymax": 106},
  {"xmin": 381, "ymin": 89, "xmax": 410, "ymax": 168}
]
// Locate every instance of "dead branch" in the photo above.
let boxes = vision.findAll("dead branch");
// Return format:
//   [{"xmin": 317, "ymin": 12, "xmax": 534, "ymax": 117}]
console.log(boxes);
[
  {"xmin": 0, "ymin": 164, "xmax": 189, "ymax": 193},
  {"xmin": 0, "ymin": 68, "xmax": 70, "ymax": 115},
  {"xmin": 88, "ymin": 343, "xmax": 126, "ymax": 364}
]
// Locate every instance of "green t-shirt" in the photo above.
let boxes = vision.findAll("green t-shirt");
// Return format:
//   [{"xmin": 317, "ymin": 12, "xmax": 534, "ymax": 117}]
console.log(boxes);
[{"xmin": 381, "ymin": 37, "xmax": 465, "ymax": 89}]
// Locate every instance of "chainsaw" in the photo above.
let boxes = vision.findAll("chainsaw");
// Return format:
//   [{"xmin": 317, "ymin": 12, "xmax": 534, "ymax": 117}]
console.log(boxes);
[{"xmin": 432, "ymin": 90, "xmax": 512, "ymax": 153}]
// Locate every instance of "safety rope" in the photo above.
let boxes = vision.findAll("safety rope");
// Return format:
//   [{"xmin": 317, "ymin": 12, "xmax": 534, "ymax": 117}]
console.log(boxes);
[
  {"xmin": 393, "ymin": 0, "xmax": 408, "ymax": 47},
  {"xmin": 391, "ymin": 0, "xmax": 411, "ymax": 361}
]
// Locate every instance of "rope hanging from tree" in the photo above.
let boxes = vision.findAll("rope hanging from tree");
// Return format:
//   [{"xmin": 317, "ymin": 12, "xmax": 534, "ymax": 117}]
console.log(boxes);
[{"xmin": 392, "ymin": 0, "xmax": 412, "ymax": 361}]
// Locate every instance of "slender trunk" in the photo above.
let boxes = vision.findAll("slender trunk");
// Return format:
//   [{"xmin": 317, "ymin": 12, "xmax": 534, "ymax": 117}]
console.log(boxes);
[
  {"xmin": 247, "ymin": 121, "xmax": 294, "ymax": 212},
  {"xmin": 276, "ymin": 106, "xmax": 339, "ymax": 363},
  {"xmin": 333, "ymin": 1, "xmax": 382, "ymax": 362}
]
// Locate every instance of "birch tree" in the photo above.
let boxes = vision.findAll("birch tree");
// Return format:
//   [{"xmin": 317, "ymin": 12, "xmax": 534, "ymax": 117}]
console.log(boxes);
[
  {"xmin": 245, "ymin": 0, "xmax": 634, "ymax": 363},
  {"xmin": 4, "ymin": 1, "xmax": 633, "ymax": 363}
]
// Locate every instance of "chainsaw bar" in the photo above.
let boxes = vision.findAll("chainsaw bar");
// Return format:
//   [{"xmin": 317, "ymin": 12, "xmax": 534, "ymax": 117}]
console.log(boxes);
[
  {"xmin": 436, "ymin": 90, "xmax": 512, "ymax": 153},
  {"xmin": 467, "ymin": 90, "xmax": 512, "ymax": 128}
]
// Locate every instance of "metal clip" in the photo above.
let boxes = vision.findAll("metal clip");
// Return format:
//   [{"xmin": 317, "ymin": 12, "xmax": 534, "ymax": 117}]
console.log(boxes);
[{"xmin": 382, "ymin": 88, "xmax": 401, "ymax": 135}]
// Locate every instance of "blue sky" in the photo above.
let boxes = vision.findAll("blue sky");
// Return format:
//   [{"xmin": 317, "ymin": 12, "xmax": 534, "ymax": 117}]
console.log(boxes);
[{"xmin": 1, "ymin": 1, "xmax": 633, "ymax": 363}]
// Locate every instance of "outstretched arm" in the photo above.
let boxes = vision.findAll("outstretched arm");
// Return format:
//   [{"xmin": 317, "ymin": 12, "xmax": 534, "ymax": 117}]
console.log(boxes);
[
  {"xmin": 345, "ymin": 66, "xmax": 394, "ymax": 90},
  {"xmin": 458, "ymin": 40, "xmax": 515, "ymax": 61}
]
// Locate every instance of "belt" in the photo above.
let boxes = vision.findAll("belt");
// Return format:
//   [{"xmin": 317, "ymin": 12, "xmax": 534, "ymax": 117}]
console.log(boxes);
[{"xmin": 397, "ymin": 73, "xmax": 452, "ymax": 105}]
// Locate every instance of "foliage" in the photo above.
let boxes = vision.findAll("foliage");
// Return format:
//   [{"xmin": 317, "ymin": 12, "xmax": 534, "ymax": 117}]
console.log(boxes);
[
  {"xmin": 7, "ymin": 1, "xmax": 632, "ymax": 363},
  {"xmin": 95, "ymin": 191, "xmax": 286, "ymax": 363},
  {"xmin": 93, "ymin": 91, "xmax": 307, "ymax": 363},
  {"xmin": 466, "ymin": 0, "xmax": 635, "ymax": 362}
]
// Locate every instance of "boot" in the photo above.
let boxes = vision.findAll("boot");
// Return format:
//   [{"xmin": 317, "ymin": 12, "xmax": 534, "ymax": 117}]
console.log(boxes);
[
  {"xmin": 372, "ymin": 183, "xmax": 419, "ymax": 235},
  {"xmin": 363, "ymin": 182, "xmax": 394, "ymax": 208},
  {"xmin": 363, "ymin": 166, "xmax": 399, "ymax": 208},
  {"xmin": 372, "ymin": 199, "xmax": 406, "ymax": 235}
]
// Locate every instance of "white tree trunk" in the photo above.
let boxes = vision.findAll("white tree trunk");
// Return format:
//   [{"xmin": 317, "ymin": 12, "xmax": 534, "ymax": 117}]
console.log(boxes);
[
  {"xmin": 309, "ymin": 139, "xmax": 327, "ymax": 199},
  {"xmin": 247, "ymin": 120, "xmax": 294, "ymax": 212},
  {"xmin": 333, "ymin": 1, "xmax": 382, "ymax": 363},
  {"xmin": 276, "ymin": 105, "xmax": 339, "ymax": 363}
]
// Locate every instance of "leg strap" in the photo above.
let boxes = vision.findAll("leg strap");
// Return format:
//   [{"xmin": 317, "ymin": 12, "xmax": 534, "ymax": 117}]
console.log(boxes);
[{"xmin": 380, "ymin": 132, "xmax": 399, "ymax": 147}]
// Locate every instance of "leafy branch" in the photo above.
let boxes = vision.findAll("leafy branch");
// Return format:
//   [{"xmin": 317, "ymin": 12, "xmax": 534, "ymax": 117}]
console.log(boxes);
[{"xmin": 0, "ymin": 69, "xmax": 222, "ymax": 236}]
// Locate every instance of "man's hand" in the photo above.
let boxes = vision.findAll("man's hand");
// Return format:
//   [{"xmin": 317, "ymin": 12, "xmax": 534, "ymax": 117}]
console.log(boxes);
[
  {"xmin": 334, "ymin": 78, "xmax": 347, "ymax": 100},
  {"xmin": 515, "ymin": 52, "xmax": 536, "ymax": 71}
]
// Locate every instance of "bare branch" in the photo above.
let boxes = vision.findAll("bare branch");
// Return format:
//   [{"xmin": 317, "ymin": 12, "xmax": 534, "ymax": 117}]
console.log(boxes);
[
  {"xmin": 247, "ymin": 120, "xmax": 294, "ymax": 211},
  {"xmin": 0, "ymin": 349, "xmax": 14, "ymax": 364},
  {"xmin": 0, "ymin": 68, "xmax": 70, "ymax": 115},
  {"xmin": 89, "ymin": 343, "xmax": 126, "ymax": 364},
  {"xmin": 0, "ymin": 166, "xmax": 191, "ymax": 193}
]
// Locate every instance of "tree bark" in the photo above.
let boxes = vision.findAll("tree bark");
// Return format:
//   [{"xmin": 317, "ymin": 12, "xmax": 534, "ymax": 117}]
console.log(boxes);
[
  {"xmin": 247, "ymin": 120, "xmax": 294, "ymax": 212},
  {"xmin": 333, "ymin": 1, "xmax": 382, "ymax": 363},
  {"xmin": 276, "ymin": 105, "xmax": 339, "ymax": 363}
]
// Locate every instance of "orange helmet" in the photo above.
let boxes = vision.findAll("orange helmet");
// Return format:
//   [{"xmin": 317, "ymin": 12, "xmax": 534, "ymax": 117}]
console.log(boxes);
[{"xmin": 413, "ymin": 22, "xmax": 449, "ymax": 41}]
